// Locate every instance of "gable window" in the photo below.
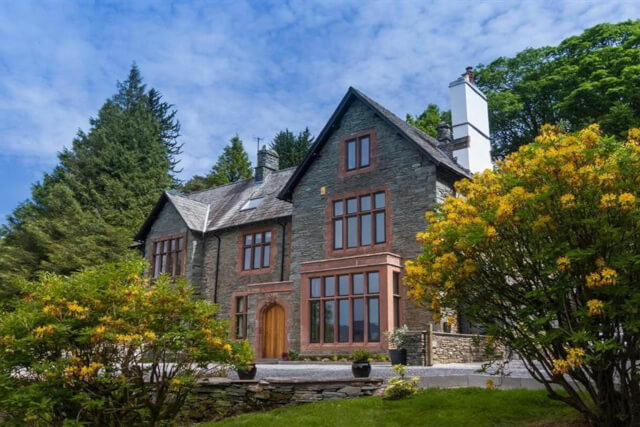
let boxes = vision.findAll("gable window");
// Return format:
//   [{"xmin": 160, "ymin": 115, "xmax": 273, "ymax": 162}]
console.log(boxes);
[
  {"xmin": 242, "ymin": 231, "xmax": 272, "ymax": 270},
  {"xmin": 151, "ymin": 236, "xmax": 185, "ymax": 278},
  {"xmin": 309, "ymin": 271, "xmax": 380, "ymax": 344},
  {"xmin": 345, "ymin": 135, "xmax": 371, "ymax": 171},
  {"xmin": 332, "ymin": 191, "xmax": 386, "ymax": 250},
  {"xmin": 235, "ymin": 295, "xmax": 248, "ymax": 339}
]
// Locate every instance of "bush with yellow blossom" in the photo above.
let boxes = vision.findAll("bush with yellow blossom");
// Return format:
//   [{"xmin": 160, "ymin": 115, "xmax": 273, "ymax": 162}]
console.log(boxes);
[
  {"xmin": 405, "ymin": 125, "xmax": 640, "ymax": 426},
  {"xmin": 0, "ymin": 258, "xmax": 252, "ymax": 426}
]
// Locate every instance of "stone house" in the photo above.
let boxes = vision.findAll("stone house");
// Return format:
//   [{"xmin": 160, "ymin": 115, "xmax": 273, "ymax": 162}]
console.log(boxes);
[{"xmin": 134, "ymin": 69, "xmax": 492, "ymax": 359}]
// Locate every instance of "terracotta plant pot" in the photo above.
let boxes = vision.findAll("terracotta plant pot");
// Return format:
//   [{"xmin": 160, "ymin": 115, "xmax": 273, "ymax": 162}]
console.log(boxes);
[
  {"xmin": 351, "ymin": 360, "xmax": 371, "ymax": 378},
  {"xmin": 237, "ymin": 363, "xmax": 257, "ymax": 380},
  {"xmin": 389, "ymin": 349, "xmax": 407, "ymax": 365}
]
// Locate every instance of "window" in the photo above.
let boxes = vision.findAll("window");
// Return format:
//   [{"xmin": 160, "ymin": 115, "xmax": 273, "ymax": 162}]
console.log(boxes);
[
  {"xmin": 393, "ymin": 272, "xmax": 401, "ymax": 329},
  {"xmin": 345, "ymin": 135, "xmax": 371, "ymax": 171},
  {"xmin": 151, "ymin": 236, "xmax": 185, "ymax": 278},
  {"xmin": 332, "ymin": 191, "xmax": 386, "ymax": 250},
  {"xmin": 242, "ymin": 231, "xmax": 272, "ymax": 270},
  {"xmin": 235, "ymin": 296, "xmax": 248, "ymax": 339},
  {"xmin": 241, "ymin": 197, "xmax": 264, "ymax": 211},
  {"xmin": 309, "ymin": 271, "xmax": 380, "ymax": 344}
]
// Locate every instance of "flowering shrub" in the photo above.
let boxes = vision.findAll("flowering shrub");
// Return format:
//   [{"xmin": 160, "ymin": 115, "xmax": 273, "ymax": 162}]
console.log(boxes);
[
  {"xmin": 382, "ymin": 364, "xmax": 419, "ymax": 400},
  {"xmin": 406, "ymin": 125, "xmax": 640, "ymax": 426},
  {"xmin": 0, "ymin": 258, "xmax": 252, "ymax": 426}
]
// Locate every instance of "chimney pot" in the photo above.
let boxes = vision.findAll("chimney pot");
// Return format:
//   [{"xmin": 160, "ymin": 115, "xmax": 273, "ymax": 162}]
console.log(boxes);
[{"xmin": 463, "ymin": 66, "xmax": 475, "ymax": 84}]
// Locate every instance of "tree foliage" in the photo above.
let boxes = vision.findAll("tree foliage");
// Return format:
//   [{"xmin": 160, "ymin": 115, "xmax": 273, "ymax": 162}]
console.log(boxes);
[
  {"xmin": 475, "ymin": 20, "xmax": 640, "ymax": 158},
  {"xmin": 0, "ymin": 258, "xmax": 253, "ymax": 426},
  {"xmin": 182, "ymin": 135, "xmax": 253, "ymax": 193},
  {"xmin": 269, "ymin": 127, "xmax": 313, "ymax": 169},
  {"xmin": 406, "ymin": 104, "xmax": 451, "ymax": 138},
  {"xmin": 0, "ymin": 65, "xmax": 180, "ymax": 281},
  {"xmin": 406, "ymin": 125, "xmax": 640, "ymax": 426}
]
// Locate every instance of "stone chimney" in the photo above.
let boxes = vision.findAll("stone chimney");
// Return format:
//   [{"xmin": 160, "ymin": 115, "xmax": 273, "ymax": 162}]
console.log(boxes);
[
  {"xmin": 436, "ymin": 121, "xmax": 452, "ymax": 145},
  {"xmin": 448, "ymin": 66, "xmax": 492, "ymax": 173},
  {"xmin": 255, "ymin": 146, "xmax": 279, "ymax": 182}
]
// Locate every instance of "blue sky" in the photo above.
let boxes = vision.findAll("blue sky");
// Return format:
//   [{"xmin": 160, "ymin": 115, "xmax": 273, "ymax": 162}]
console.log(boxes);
[{"xmin": 1, "ymin": 0, "xmax": 639, "ymax": 224}]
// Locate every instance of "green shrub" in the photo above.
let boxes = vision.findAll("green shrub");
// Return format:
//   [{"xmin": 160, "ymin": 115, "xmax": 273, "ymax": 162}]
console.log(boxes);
[
  {"xmin": 0, "ymin": 258, "xmax": 252, "ymax": 426},
  {"xmin": 350, "ymin": 350, "xmax": 374, "ymax": 362}
]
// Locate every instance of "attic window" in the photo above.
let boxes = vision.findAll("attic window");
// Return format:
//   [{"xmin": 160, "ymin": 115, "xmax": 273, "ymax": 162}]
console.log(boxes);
[{"xmin": 241, "ymin": 197, "xmax": 264, "ymax": 211}]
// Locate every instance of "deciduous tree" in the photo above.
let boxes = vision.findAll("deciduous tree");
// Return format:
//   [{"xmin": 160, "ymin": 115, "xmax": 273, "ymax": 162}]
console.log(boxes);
[
  {"xmin": 475, "ymin": 20, "xmax": 640, "ymax": 158},
  {"xmin": 406, "ymin": 125, "xmax": 640, "ymax": 426}
]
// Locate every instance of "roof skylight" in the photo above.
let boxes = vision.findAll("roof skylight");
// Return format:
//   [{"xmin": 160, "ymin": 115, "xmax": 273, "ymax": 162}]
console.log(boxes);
[{"xmin": 241, "ymin": 197, "xmax": 264, "ymax": 211}]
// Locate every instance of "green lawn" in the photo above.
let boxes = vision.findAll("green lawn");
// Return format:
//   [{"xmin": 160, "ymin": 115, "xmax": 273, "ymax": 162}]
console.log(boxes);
[{"xmin": 202, "ymin": 388, "xmax": 582, "ymax": 427}]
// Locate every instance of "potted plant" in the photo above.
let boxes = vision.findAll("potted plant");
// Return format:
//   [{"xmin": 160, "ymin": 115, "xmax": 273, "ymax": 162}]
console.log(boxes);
[
  {"xmin": 350, "ymin": 350, "xmax": 373, "ymax": 378},
  {"xmin": 236, "ymin": 362, "xmax": 257, "ymax": 380},
  {"xmin": 385, "ymin": 325, "xmax": 408, "ymax": 365}
]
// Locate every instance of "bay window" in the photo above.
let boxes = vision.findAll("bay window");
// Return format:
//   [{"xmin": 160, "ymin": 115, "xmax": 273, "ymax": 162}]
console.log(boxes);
[{"xmin": 309, "ymin": 271, "xmax": 380, "ymax": 343}]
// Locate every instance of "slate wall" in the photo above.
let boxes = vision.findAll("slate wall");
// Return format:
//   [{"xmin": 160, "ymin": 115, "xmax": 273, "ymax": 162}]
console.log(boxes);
[{"xmin": 289, "ymin": 98, "xmax": 445, "ymax": 344}]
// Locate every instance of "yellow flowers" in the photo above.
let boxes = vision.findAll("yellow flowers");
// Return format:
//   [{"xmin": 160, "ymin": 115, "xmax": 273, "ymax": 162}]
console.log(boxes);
[
  {"xmin": 618, "ymin": 193, "xmax": 636, "ymax": 210},
  {"xmin": 560, "ymin": 194, "xmax": 576, "ymax": 209},
  {"xmin": 586, "ymin": 267, "xmax": 618, "ymax": 288},
  {"xmin": 556, "ymin": 257, "xmax": 570, "ymax": 272},
  {"xmin": 223, "ymin": 343, "xmax": 232, "ymax": 353},
  {"xmin": 587, "ymin": 299, "xmax": 604, "ymax": 316},
  {"xmin": 552, "ymin": 347, "xmax": 585, "ymax": 376},
  {"xmin": 169, "ymin": 377, "xmax": 183, "ymax": 390},
  {"xmin": 34, "ymin": 325, "xmax": 55, "ymax": 338},
  {"xmin": 599, "ymin": 193, "xmax": 617, "ymax": 209},
  {"xmin": 143, "ymin": 331, "xmax": 157, "ymax": 341}
]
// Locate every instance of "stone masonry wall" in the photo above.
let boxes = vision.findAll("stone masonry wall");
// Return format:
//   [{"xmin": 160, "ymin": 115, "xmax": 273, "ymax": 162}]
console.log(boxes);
[
  {"xmin": 431, "ymin": 332, "xmax": 497, "ymax": 364},
  {"xmin": 179, "ymin": 378, "xmax": 383, "ymax": 423},
  {"xmin": 289, "ymin": 98, "xmax": 445, "ymax": 344},
  {"xmin": 404, "ymin": 329, "xmax": 500, "ymax": 365},
  {"xmin": 201, "ymin": 219, "xmax": 294, "ymax": 356},
  {"xmin": 144, "ymin": 202, "xmax": 204, "ymax": 294}
]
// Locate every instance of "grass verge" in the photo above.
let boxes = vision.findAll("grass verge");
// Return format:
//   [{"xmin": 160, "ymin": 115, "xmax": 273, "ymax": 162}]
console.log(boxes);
[{"xmin": 201, "ymin": 387, "xmax": 582, "ymax": 426}]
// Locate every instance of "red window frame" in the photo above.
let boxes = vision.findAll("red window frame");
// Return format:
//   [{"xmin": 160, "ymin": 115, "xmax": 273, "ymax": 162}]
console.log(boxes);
[
  {"xmin": 151, "ymin": 234, "xmax": 186, "ymax": 278},
  {"xmin": 345, "ymin": 134, "xmax": 371, "ymax": 171},
  {"xmin": 242, "ymin": 231, "xmax": 272, "ymax": 271},
  {"xmin": 309, "ymin": 271, "xmax": 381, "ymax": 344},
  {"xmin": 332, "ymin": 191, "xmax": 386, "ymax": 250}
]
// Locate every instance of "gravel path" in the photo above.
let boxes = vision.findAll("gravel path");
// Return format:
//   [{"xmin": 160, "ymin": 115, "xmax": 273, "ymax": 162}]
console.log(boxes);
[{"xmin": 229, "ymin": 360, "xmax": 533, "ymax": 381}]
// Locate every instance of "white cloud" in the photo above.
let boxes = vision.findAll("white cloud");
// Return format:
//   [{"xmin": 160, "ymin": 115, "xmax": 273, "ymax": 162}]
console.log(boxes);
[{"xmin": 0, "ymin": 0, "xmax": 639, "ymax": 188}]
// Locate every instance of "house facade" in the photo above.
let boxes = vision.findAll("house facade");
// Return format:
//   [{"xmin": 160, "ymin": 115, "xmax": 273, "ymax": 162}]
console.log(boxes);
[{"xmin": 134, "ymin": 69, "xmax": 491, "ymax": 359}]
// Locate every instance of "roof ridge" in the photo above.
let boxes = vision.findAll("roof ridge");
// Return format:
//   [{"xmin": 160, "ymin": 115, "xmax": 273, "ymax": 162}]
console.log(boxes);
[{"xmin": 181, "ymin": 167, "xmax": 298, "ymax": 198}]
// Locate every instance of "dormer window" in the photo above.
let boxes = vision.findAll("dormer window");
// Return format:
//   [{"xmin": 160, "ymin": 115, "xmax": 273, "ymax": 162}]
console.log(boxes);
[
  {"xmin": 241, "ymin": 197, "xmax": 264, "ymax": 211},
  {"xmin": 346, "ymin": 135, "xmax": 370, "ymax": 171}
]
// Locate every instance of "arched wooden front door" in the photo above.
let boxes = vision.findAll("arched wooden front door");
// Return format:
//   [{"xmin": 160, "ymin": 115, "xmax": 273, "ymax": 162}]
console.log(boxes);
[{"xmin": 262, "ymin": 304, "xmax": 285, "ymax": 359}]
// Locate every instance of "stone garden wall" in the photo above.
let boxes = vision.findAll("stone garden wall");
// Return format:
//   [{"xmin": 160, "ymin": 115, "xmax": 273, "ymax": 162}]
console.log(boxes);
[
  {"xmin": 404, "ymin": 328, "xmax": 501, "ymax": 366},
  {"xmin": 179, "ymin": 377, "xmax": 383, "ymax": 423}
]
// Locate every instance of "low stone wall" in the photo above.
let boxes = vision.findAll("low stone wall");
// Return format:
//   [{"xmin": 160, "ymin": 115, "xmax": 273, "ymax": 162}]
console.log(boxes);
[
  {"xmin": 179, "ymin": 377, "xmax": 384, "ymax": 423},
  {"xmin": 404, "ymin": 328, "xmax": 500, "ymax": 366},
  {"xmin": 432, "ymin": 332, "xmax": 493, "ymax": 363}
]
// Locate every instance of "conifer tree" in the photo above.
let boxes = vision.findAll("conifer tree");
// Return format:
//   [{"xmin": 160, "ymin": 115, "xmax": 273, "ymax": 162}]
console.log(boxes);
[
  {"xmin": 181, "ymin": 135, "xmax": 253, "ymax": 192},
  {"xmin": 0, "ymin": 64, "xmax": 180, "ymax": 281},
  {"xmin": 270, "ymin": 127, "xmax": 313, "ymax": 169}
]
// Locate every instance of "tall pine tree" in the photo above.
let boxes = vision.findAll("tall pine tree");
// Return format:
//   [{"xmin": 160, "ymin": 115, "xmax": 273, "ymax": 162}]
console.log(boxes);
[
  {"xmin": 270, "ymin": 127, "xmax": 313, "ymax": 169},
  {"xmin": 0, "ymin": 65, "xmax": 180, "ymax": 281},
  {"xmin": 182, "ymin": 135, "xmax": 253, "ymax": 192}
]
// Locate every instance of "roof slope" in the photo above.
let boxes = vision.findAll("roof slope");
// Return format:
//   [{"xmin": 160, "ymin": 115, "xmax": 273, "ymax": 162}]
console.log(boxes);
[
  {"xmin": 134, "ymin": 168, "xmax": 294, "ymax": 241},
  {"xmin": 278, "ymin": 87, "xmax": 470, "ymax": 201}
]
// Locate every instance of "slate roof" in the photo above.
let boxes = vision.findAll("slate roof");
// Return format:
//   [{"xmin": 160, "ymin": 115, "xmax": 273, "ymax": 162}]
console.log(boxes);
[
  {"xmin": 278, "ymin": 87, "xmax": 470, "ymax": 201},
  {"xmin": 136, "ymin": 86, "xmax": 471, "ymax": 241},
  {"xmin": 134, "ymin": 168, "xmax": 295, "ymax": 240}
]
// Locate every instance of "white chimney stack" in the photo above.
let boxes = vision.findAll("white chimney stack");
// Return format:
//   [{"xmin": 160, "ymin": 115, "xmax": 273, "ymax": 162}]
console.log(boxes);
[{"xmin": 448, "ymin": 67, "xmax": 492, "ymax": 174}]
